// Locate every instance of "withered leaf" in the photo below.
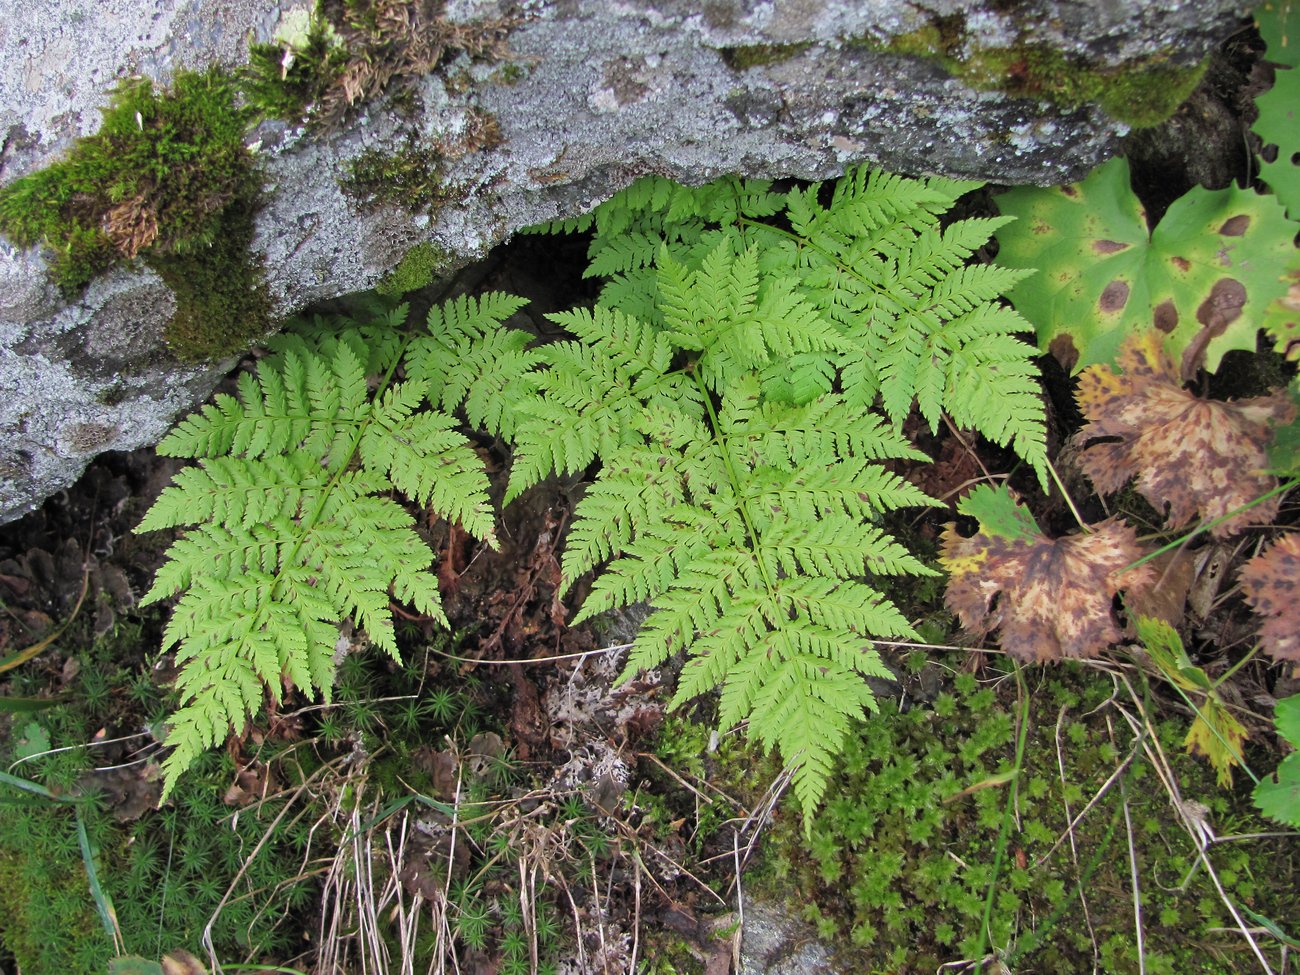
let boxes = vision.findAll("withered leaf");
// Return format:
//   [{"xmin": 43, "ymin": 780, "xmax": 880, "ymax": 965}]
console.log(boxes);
[
  {"xmin": 943, "ymin": 494, "xmax": 1153, "ymax": 662},
  {"xmin": 1076, "ymin": 332, "xmax": 1294, "ymax": 538},
  {"xmin": 1239, "ymin": 533, "xmax": 1300, "ymax": 667},
  {"xmin": 161, "ymin": 950, "xmax": 208, "ymax": 975}
]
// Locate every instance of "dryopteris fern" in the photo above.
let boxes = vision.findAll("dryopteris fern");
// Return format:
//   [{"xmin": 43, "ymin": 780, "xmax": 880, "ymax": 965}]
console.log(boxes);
[
  {"xmin": 137, "ymin": 294, "xmax": 525, "ymax": 796},
  {"xmin": 531, "ymin": 168, "xmax": 1048, "ymax": 482},
  {"xmin": 443, "ymin": 165, "xmax": 1047, "ymax": 820},
  {"xmin": 140, "ymin": 164, "xmax": 1046, "ymax": 821}
]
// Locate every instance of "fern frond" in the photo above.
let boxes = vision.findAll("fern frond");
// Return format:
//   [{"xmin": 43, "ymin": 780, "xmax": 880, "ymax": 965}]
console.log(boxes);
[
  {"xmin": 156, "ymin": 344, "xmax": 367, "ymax": 467},
  {"xmin": 139, "ymin": 294, "xmax": 516, "ymax": 797},
  {"xmin": 408, "ymin": 292, "xmax": 535, "ymax": 435},
  {"xmin": 136, "ymin": 454, "xmax": 317, "ymax": 533},
  {"xmin": 560, "ymin": 438, "xmax": 691, "ymax": 589},
  {"xmin": 506, "ymin": 327, "xmax": 695, "ymax": 502}
]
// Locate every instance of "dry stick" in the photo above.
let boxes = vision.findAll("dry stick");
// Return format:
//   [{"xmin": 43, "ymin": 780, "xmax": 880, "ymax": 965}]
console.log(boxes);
[
  {"xmin": 1111, "ymin": 713, "xmax": 1147, "ymax": 975},
  {"xmin": 518, "ymin": 848, "xmax": 538, "ymax": 975},
  {"xmin": 1053, "ymin": 705, "xmax": 1100, "ymax": 970},
  {"xmin": 733, "ymin": 828, "xmax": 746, "ymax": 975},
  {"xmin": 1112, "ymin": 676, "xmax": 1278, "ymax": 975},
  {"xmin": 384, "ymin": 814, "xmax": 417, "ymax": 975},
  {"xmin": 726, "ymin": 765, "xmax": 794, "ymax": 884},
  {"xmin": 443, "ymin": 763, "xmax": 466, "ymax": 975},
  {"xmin": 590, "ymin": 848, "xmax": 609, "ymax": 974},
  {"xmin": 942, "ymin": 415, "xmax": 996, "ymax": 483},
  {"xmin": 629, "ymin": 855, "xmax": 643, "ymax": 975}
]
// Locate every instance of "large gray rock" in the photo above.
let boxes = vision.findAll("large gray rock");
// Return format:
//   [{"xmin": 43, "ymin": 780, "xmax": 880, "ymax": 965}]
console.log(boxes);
[{"xmin": 0, "ymin": 0, "xmax": 1246, "ymax": 523}]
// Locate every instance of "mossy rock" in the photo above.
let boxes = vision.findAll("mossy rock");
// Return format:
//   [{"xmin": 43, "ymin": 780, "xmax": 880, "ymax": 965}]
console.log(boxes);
[{"xmin": 0, "ymin": 69, "xmax": 271, "ymax": 361}]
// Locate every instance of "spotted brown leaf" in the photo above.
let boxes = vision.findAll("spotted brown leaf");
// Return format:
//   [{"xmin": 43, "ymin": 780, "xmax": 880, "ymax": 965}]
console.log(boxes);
[
  {"xmin": 1239, "ymin": 533, "xmax": 1300, "ymax": 667},
  {"xmin": 941, "ymin": 486, "xmax": 1154, "ymax": 662},
  {"xmin": 1076, "ymin": 332, "xmax": 1295, "ymax": 538}
]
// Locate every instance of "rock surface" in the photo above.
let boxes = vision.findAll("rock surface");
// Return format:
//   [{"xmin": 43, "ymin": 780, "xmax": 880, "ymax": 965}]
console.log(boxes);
[
  {"xmin": 0, "ymin": 0, "xmax": 1247, "ymax": 522},
  {"xmin": 740, "ymin": 898, "xmax": 843, "ymax": 975}
]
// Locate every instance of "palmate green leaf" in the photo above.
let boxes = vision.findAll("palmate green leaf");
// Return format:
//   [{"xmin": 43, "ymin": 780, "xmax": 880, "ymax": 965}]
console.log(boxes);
[
  {"xmin": 956, "ymin": 483, "xmax": 1041, "ymax": 542},
  {"xmin": 1255, "ymin": 695, "xmax": 1300, "ymax": 827},
  {"xmin": 995, "ymin": 156, "xmax": 1297, "ymax": 376},
  {"xmin": 1254, "ymin": 64, "xmax": 1300, "ymax": 219}
]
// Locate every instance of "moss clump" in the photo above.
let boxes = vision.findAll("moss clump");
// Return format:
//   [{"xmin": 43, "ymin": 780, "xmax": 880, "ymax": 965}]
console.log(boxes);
[
  {"xmin": 718, "ymin": 42, "xmax": 812, "ymax": 70},
  {"xmin": 342, "ymin": 137, "xmax": 450, "ymax": 213},
  {"xmin": 0, "ymin": 68, "xmax": 271, "ymax": 360},
  {"xmin": 963, "ymin": 45, "xmax": 1209, "ymax": 129},
  {"xmin": 342, "ymin": 110, "xmax": 501, "ymax": 215},
  {"xmin": 753, "ymin": 662, "xmax": 1300, "ymax": 973},
  {"xmin": 243, "ymin": 6, "xmax": 349, "ymax": 121},
  {"xmin": 149, "ymin": 186, "xmax": 274, "ymax": 362},
  {"xmin": 375, "ymin": 241, "xmax": 449, "ymax": 297},
  {"xmin": 865, "ymin": 20, "xmax": 1209, "ymax": 129}
]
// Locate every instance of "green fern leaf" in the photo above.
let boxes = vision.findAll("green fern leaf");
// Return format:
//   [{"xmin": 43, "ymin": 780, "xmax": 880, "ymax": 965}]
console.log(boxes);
[{"xmin": 139, "ymin": 296, "xmax": 515, "ymax": 797}]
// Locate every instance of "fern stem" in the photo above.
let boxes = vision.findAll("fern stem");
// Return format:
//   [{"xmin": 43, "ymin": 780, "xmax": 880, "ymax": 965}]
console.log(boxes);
[
  {"xmin": 692, "ymin": 370, "xmax": 778, "ymax": 595},
  {"xmin": 266, "ymin": 333, "xmax": 416, "ymax": 616}
]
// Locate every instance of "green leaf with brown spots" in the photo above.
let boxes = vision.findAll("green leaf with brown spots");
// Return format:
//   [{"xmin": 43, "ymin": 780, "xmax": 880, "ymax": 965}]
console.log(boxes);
[
  {"xmin": 1254, "ymin": 693, "xmax": 1300, "ymax": 827},
  {"xmin": 994, "ymin": 156, "xmax": 1297, "ymax": 376},
  {"xmin": 1254, "ymin": 63, "xmax": 1300, "ymax": 219}
]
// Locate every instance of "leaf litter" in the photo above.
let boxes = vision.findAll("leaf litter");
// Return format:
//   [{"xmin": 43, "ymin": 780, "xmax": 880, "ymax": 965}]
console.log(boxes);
[
  {"xmin": 941, "ymin": 485, "xmax": 1156, "ymax": 662},
  {"xmin": 1075, "ymin": 331, "xmax": 1295, "ymax": 538}
]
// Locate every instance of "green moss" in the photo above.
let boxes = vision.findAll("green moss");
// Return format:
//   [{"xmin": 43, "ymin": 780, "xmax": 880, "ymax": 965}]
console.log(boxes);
[
  {"xmin": 493, "ymin": 63, "xmax": 529, "ymax": 85},
  {"xmin": 150, "ymin": 185, "xmax": 274, "ymax": 361},
  {"xmin": 749, "ymin": 665, "xmax": 1300, "ymax": 972},
  {"xmin": 243, "ymin": 6, "xmax": 349, "ymax": 122},
  {"xmin": 375, "ymin": 241, "xmax": 449, "ymax": 297},
  {"xmin": 963, "ymin": 45, "xmax": 1210, "ymax": 129},
  {"xmin": 342, "ymin": 137, "xmax": 450, "ymax": 214},
  {"xmin": 0, "ymin": 68, "xmax": 272, "ymax": 361},
  {"xmin": 342, "ymin": 110, "xmax": 502, "ymax": 214},
  {"xmin": 718, "ymin": 42, "xmax": 812, "ymax": 71},
  {"xmin": 862, "ymin": 19, "xmax": 1209, "ymax": 129}
]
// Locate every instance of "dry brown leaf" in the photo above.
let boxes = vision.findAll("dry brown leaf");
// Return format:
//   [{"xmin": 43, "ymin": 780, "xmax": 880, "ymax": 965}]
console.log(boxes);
[
  {"xmin": 1075, "ymin": 332, "xmax": 1294, "ymax": 538},
  {"xmin": 161, "ymin": 950, "xmax": 208, "ymax": 975},
  {"xmin": 1238, "ymin": 533, "xmax": 1300, "ymax": 667},
  {"xmin": 942, "ymin": 518, "xmax": 1154, "ymax": 662}
]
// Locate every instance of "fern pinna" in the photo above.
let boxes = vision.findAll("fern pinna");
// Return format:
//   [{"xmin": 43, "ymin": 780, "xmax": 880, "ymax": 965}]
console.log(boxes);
[
  {"xmin": 137, "ymin": 295, "xmax": 525, "ymax": 796},
  {"xmin": 463, "ymin": 166, "xmax": 1046, "ymax": 821}
]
